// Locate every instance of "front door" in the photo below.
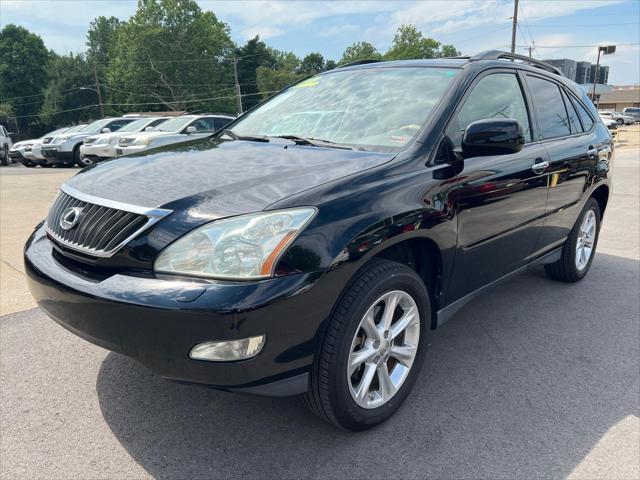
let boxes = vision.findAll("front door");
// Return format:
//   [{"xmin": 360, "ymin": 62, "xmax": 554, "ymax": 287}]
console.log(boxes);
[{"xmin": 438, "ymin": 71, "xmax": 550, "ymax": 303}]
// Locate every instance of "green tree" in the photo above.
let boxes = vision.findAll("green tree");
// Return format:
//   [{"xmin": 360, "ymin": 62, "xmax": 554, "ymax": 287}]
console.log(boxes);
[
  {"xmin": 439, "ymin": 44, "xmax": 460, "ymax": 58},
  {"xmin": 106, "ymin": 0, "xmax": 235, "ymax": 114},
  {"xmin": 339, "ymin": 41, "xmax": 382, "ymax": 65},
  {"xmin": 39, "ymin": 53, "xmax": 96, "ymax": 128},
  {"xmin": 235, "ymin": 36, "xmax": 276, "ymax": 111},
  {"xmin": 324, "ymin": 59, "xmax": 337, "ymax": 71},
  {"xmin": 256, "ymin": 48, "xmax": 302, "ymax": 98},
  {"xmin": 86, "ymin": 16, "xmax": 121, "ymax": 66},
  {"xmin": 384, "ymin": 24, "xmax": 456, "ymax": 60},
  {"xmin": 298, "ymin": 52, "xmax": 325, "ymax": 76},
  {"xmin": 0, "ymin": 25, "xmax": 50, "ymax": 132}
]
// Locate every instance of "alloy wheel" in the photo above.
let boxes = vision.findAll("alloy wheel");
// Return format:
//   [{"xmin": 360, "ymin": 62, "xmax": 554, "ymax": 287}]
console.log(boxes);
[
  {"xmin": 347, "ymin": 290, "xmax": 420, "ymax": 409},
  {"xmin": 575, "ymin": 209, "xmax": 596, "ymax": 271}
]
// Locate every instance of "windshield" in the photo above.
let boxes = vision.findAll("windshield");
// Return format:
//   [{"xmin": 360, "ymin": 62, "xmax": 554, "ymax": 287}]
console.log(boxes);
[
  {"xmin": 231, "ymin": 67, "xmax": 459, "ymax": 151},
  {"xmin": 66, "ymin": 125, "xmax": 86, "ymax": 133},
  {"xmin": 118, "ymin": 118, "xmax": 156, "ymax": 132},
  {"xmin": 44, "ymin": 128, "xmax": 67, "ymax": 137},
  {"xmin": 155, "ymin": 117, "xmax": 195, "ymax": 132},
  {"xmin": 80, "ymin": 118, "xmax": 113, "ymax": 133}
]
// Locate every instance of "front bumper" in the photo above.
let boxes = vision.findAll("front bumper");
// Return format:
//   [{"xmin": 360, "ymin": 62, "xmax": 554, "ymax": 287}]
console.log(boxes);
[
  {"xmin": 80, "ymin": 143, "xmax": 116, "ymax": 161},
  {"xmin": 114, "ymin": 144, "xmax": 149, "ymax": 156},
  {"xmin": 24, "ymin": 224, "xmax": 342, "ymax": 396},
  {"xmin": 40, "ymin": 147, "xmax": 74, "ymax": 165},
  {"xmin": 8, "ymin": 149, "xmax": 24, "ymax": 161}
]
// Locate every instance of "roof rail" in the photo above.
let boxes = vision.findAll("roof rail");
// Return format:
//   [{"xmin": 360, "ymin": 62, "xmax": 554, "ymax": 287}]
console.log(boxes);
[
  {"xmin": 469, "ymin": 50, "xmax": 563, "ymax": 76},
  {"xmin": 337, "ymin": 59, "xmax": 381, "ymax": 68}
]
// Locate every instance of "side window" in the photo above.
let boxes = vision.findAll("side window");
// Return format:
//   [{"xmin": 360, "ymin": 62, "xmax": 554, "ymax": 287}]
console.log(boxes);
[
  {"xmin": 109, "ymin": 120, "xmax": 133, "ymax": 131},
  {"xmin": 572, "ymin": 98, "xmax": 595, "ymax": 131},
  {"xmin": 451, "ymin": 73, "xmax": 532, "ymax": 148},
  {"xmin": 149, "ymin": 119, "xmax": 166, "ymax": 128},
  {"xmin": 561, "ymin": 89, "xmax": 582, "ymax": 134},
  {"xmin": 190, "ymin": 118, "xmax": 217, "ymax": 133},
  {"xmin": 214, "ymin": 118, "xmax": 231, "ymax": 130},
  {"xmin": 526, "ymin": 76, "xmax": 571, "ymax": 139}
]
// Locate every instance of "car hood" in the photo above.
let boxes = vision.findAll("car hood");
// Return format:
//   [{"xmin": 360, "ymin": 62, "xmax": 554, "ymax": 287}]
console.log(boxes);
[{"xmin": 65, "ymin": 137, "xmax": 395, "ymax": 218}]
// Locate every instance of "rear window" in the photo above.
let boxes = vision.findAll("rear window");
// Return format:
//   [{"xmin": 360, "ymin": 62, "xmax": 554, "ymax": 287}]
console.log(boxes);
[{"xmin": 526, "ymin": 76, "xmax": 571, "ymax": 139}]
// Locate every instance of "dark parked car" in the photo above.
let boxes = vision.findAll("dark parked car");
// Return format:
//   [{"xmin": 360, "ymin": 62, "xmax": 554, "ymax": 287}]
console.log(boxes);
[{"xmin": 25, "ymin": 51, "xmax": 613, "ymax": 431}]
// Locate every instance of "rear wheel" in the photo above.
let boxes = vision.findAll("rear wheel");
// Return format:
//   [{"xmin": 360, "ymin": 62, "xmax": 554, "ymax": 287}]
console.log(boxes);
[
  {"xmin": 545, "ymin": 198, "xmax": 601, "ymax": 282},
  {"xmin": 302, "ymin": 259, "xmax": 429, "ymax": 430}
]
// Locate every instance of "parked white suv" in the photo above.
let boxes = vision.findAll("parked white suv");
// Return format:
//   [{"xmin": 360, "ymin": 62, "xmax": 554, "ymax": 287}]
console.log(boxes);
[
  {"xmin": 0, "ymin": 125, "xmax": 14, "ymax": 166},
  {"xmin": 598, "ymin": 110, "xmax": 635, "ymax": 125},
  {"xmin": 11, "ymin": 128, "xmax": 68, "ymax": 167},
  {"xmin": 79, "ymin": 117, "xmax": 170, "ymax": 165},
  {"xmin": 30, "ymin": 125, "xmax": 86, "ymax": 167},
  {"xmin": 40, "ymin": 117, "xmax": 136, "ymax": 167},
  {"xmin": 115, "ymin": 114, "xmax": 233, "ymax": 156}
]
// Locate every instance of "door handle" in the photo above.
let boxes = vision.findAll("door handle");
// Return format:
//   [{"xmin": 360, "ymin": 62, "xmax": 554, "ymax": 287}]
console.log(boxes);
[{"xmin": 531, "ymin": 159, "xmax": 549, "ymax": 174}]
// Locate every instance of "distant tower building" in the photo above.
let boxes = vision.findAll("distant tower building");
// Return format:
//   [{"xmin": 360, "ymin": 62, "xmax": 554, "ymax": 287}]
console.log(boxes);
[{"xmin": 542, "ymin": 58, "xmax": 609, "ymax": 85}]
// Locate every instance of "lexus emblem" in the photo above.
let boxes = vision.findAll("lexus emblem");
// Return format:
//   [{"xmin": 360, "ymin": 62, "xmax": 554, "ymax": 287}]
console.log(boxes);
[{"xmin": 60, "ymin": 207, "xmax": 84, "ymax": 230}]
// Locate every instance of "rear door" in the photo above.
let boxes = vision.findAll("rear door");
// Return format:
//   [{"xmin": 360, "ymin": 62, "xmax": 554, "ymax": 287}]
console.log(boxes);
[
  {"xmin": 441, "ymin": 70, "xmax": 550, "ymax": 303},
  {"xmin": 524, "ymin": 75, "xmax": 603, "ymax": 252}
]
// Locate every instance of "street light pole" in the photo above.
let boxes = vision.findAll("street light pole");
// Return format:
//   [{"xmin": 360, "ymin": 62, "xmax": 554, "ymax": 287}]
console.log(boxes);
[
  {"xmin": 92, "ymin": 65, "xmax": 104, "ymax": 118},
  {"xmin": 232, "ymin": 56, "xmax": 242, "ymax": 116},
  {"xmin": 591, "ymin": 45, "xmax": 616, "ymax": 106}
]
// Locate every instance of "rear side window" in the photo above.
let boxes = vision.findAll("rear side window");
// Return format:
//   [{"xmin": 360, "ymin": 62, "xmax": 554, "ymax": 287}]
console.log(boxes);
[
  {"xmin": 109, "ymin": 119, "xmax": 134, "ymax": 131},
  {"xmin": 527, "ymin": 76, "xmax": 571, "ymax": 139},
  {"xmin": 453, "ymin": 73, "xmax": 532, "ymax": 143},
  {"xmin": 561, "ymin": 90, "xmax": 582, "ymax": 134},
  {"xmin": 214, "ymin": 117, "xmax": 231, "ymax": 130},
  {"xmin": 572, "ymin": 98, "xmax": 594, "ymax": 131}
]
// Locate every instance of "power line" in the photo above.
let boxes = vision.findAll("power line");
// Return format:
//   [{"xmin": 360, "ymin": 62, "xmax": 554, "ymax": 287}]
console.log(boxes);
[
  {"xmin": 511, "ymin": 42, "xmax": 640, "ymax": 48},
  {"xmin": 526, "ymin": 22, "xmax": 639, "ymax": 28},
  {"xmin": 13, "ymin": 90, "xmax": 280, "ymax": 118}
]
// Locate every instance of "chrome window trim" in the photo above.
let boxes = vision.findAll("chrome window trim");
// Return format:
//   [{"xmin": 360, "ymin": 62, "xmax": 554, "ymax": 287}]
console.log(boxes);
[{"xmin": 45, "ymin": 185, "xmax": 173, "ymax": 258}]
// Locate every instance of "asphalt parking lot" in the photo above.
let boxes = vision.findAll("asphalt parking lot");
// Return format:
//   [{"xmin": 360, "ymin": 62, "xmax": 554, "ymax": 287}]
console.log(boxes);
[{"xmin": 1, "ymin": 147, "xmax": 638, "ymax": 479}]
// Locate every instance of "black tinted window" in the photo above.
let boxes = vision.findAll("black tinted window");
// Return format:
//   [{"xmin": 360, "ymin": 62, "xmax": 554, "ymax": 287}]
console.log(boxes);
[
  {"xmin": 214, "ymin": 118, "xmax": 231, "ymax": 130},
  {"xmin": 109, "ymin": 119, "xmax": 134, "ymax": 131},
  {"xmin": 191, "ymin": 118, "xmax": 217, "ymax": 133},
  {"xmin": 562, "ymin": 90, "xmax": 582, "ymax": 134},
  {"xmin": 573, "ymin": 98, "xmax": 595, "ymax": 131},
  {"xmin": 527, "ymin": 76, "xmax": 571, "ymax": 139},
  {"xmin": 454, "ymin": 73, "xmax": 531, "ymax": 143}
]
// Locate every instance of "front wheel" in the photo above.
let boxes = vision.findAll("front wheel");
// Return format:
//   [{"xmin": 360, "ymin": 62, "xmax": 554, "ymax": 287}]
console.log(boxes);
[
  {"xmin": 21, "ymin": 158, "xmax": 35, "ymax": 168},
  {"xmin": 545, "ymin": 198, "xmax": 601, "ymax": 282},
  {"xmin": 303, "ymin": 259, "xmax": 429, "ymax": 430},
  {"xmin": 1, "ymin": 146, "xmax": 8, "ymax": 166},
  {"xmin": 616, "ymin": 118, "xmax": 624, "ymax": 125}
]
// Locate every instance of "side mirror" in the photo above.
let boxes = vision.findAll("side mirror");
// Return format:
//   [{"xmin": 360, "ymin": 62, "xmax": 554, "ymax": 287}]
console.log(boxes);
[
  {"xmin": 185, "ymin": 126, "xmax": 197, "ymax": 134},
  {"xmin": 144, "ymin": 126, "xmax": 154, "ymax": 131},
  {"xmin": 462, "ymin": 119, "xmax": 524, "ymax": 157},
  {"xmin": 101, "ymin": 128, "xmax": 111, "ymax": 133}
]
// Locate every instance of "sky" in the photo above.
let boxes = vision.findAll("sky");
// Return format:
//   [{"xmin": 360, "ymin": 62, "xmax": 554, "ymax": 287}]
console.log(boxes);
[{"xmin": 1, "ymin": 0, "xmax": 639, "ymax": 85}]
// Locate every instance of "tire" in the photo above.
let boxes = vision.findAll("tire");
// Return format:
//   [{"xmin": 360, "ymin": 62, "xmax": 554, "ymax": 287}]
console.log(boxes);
[
  {"xmin": 21, "ymin": 158, "xmax": 35, "ymax": 168},
  {"xmin": 302, "ymin": 258, "xmax": 430, "ymax": 431},
  {"xmin": 616, "ymin": 118, "xmax": 623, "ymax": 125},
  {"xmin": 1, "ymin": 146, "xmax": 8, "ymax": 166},
  {"xmin": 40, "ymin": 163, "xmax": 53, "ymax": 168},
  {"xmin": 545, "ymin": 197, "xmax": 601, "ymax": 282},
  {"xmin": 75, "ymin": 147, "xmax": 93, "ymax": 167}
]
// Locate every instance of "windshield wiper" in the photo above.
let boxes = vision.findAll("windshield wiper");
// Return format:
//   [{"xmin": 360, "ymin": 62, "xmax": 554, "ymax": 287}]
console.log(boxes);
[
  {"xmin": 272, "ymin": 135, "xmax": 363, "ymax": 151},
  {"xmin": 220, "ymin": 129, "xmax": 270, "ymax": 143}
]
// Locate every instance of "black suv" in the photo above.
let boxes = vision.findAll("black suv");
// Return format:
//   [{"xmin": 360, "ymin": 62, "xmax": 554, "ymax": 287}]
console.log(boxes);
[{"xmin": 25, "ymin": 51, "xmax": 613, "ymax": 431}]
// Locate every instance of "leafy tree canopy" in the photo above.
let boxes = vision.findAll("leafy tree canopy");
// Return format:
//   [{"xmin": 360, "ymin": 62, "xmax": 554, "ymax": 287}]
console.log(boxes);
[
  {"xmin": 0, "ymin": 24, "xmax": 50, "ymax": 131},
  {"xmin": 339, "ymin": 41, "xmax": 382, "ymax": 65}
]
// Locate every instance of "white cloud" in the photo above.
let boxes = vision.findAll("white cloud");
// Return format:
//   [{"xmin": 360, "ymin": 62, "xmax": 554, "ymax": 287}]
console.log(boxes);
[{"xmin": 318, "ymin": 23, "xmax": 361, "ymax": 38}]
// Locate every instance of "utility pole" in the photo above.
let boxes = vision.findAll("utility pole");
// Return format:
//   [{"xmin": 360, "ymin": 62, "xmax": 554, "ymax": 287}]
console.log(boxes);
[
  {"xmin": 510, "ymin": 0, "xmax": 519, "ymax": 54},
  {"xmin": 591, "ymin": 45, "xmax": 616, "ymax": 105},
  {"xmin": 92, "ymin": 64, "xmax": 104, "ymax": 118},
  {"xmin": 524, "ymin": 46, "xmax": 534, "ymax": 58},
  {"xmin": 232, "ymin": 56, "xmax": 243, "ymax": 116}
]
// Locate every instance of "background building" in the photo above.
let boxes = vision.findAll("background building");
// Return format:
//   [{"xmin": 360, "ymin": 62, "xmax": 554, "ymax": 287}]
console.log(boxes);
[
  {"xmin": 598, "ymin": 85, "xmax": 640, "ymax": 111},
  {"xmin": 543, "ymin": 58, "xmax": 609, "ymax": 85}
]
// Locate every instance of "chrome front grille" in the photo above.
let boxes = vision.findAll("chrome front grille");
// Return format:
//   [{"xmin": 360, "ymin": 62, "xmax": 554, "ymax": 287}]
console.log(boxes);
[{"xmin": 45, "ymin": 186, "xmax": 172, "ymax": 257}]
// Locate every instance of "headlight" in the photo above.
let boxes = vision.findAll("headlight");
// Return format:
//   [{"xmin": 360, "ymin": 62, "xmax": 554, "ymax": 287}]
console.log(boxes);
[
  {"xmin": 154, "ymin": 207, "xmax": 317, "ymax": 279},
  {"xmin": 134, "ymin": 137, "xmax": 151, "ymax": 146}
]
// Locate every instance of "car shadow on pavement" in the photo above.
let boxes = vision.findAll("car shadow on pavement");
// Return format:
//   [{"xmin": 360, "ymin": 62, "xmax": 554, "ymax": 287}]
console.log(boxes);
[{"xmin": 96, "ymin": 253, "xmax": 639, "ymax": 480}]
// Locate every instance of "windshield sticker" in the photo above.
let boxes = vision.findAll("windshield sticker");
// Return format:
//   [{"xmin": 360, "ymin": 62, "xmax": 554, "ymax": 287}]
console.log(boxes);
[{"xmin": 295, "ymin": 78, "xmax": 320, "ymax": 88}]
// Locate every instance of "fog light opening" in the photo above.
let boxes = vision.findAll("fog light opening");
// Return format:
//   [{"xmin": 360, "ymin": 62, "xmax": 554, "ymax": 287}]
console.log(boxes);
[{"xmin": 189, "ymin": 335, "xmax": 266, "ymax": 362}]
